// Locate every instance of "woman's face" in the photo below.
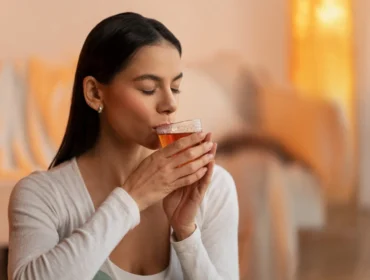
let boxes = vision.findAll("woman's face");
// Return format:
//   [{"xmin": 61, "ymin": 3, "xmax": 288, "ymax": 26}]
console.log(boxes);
[{"xmin": 100, "ymin": 41, "xmax": 182, "ymax": 149}]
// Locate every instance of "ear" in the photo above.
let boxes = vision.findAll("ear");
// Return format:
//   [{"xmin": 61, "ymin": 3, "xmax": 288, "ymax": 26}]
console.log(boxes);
[{"xmin": 83, "ymin": 76, "xmax": 104, "ymax": 112}]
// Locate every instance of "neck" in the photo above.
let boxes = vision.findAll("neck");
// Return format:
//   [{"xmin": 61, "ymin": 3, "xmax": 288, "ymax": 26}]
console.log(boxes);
[{"xmin": 81, "ymin": 132, "xmax": 153, "ymax": 191}]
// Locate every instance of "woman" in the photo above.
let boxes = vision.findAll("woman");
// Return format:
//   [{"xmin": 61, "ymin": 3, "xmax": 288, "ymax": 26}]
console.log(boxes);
[{"xmin": 8, "ymin": 12, "xmax": 239, "ymax": 280}]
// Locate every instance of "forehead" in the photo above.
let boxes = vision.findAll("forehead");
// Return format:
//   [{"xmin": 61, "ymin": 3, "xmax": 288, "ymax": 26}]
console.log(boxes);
[{"xmin": 123, "ymin": 42, "xmax": 182, "ymax": 78}]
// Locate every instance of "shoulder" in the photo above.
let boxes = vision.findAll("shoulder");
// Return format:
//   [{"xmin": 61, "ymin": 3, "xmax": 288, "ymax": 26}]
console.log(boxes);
[
  {"xmin": 211, "ymin": 164, "xmax": 235, "ymax": 184},
  {"xmin": 201, "ymin": 164, "xmax": 238, "ymax": 214},
  {"xmin": 197, "ymin": 164, "xmax": 239, "ymax": 229},
  {"xmin": 207, "ymin": 164, "xmax": 237, "ymax": 199},
  {"xmin": 11, "ymin": 160, "xmax": 72, "ymax": 194},
  {"xmin": 9, "ymin": 160, "xmax": 76, "ymax": 213}
]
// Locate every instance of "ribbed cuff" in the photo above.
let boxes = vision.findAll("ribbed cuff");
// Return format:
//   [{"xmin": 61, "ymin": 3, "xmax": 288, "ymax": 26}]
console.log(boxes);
[{"xmin": 170, "ymin": 225, "xmax": 202, "ymax": 254}]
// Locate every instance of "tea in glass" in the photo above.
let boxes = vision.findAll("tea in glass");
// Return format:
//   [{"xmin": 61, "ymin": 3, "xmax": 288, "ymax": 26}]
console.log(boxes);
[{"xmin": 156, "ymin": 119, "xmax": 202, "ymax": 148}]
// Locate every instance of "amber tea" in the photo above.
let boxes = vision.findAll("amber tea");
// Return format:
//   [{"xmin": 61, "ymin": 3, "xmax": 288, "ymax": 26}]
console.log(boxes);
[{"xmin": 156, "ymin": 119, "xmax": 202, "ymax": 148}]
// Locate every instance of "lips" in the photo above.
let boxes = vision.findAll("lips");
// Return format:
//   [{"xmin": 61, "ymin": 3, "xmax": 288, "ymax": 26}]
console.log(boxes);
[{"xmin": 153, "ymin": 122, "xmax": 171, "ymax": 129}]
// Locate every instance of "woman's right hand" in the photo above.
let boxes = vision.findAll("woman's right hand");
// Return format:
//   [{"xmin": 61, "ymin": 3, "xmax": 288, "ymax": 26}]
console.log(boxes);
[{"xmin": 122, "ymin": 132, "xmax": 214, "ymax": 211}]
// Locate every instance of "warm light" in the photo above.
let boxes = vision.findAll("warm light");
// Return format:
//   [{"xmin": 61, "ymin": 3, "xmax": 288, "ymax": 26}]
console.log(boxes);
[
  {"xmin": 291, "ymin": 0, "xmax": 354, "ymax": 120},
  {"xmin": 294, "ymin": 0, "xmax": 310, "ymax": 38},
  {"xmin": 315, "ymin": 0, "xmax": 347, "ymax": 27},
  {"xmin": 290, "ymin": 0, "xmax": 355, "ymax": 202}
]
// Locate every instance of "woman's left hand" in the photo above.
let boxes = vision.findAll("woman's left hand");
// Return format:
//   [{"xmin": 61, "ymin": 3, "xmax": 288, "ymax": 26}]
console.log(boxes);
[{"xmin": 163, "ymin": 133, "xmax": 217, "ymax": 241}]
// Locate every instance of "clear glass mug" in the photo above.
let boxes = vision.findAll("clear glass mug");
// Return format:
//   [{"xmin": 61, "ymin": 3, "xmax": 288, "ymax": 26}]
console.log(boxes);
[{"xmin": 156, "ymin": 119, "xmax": 203, "ymax": 148}]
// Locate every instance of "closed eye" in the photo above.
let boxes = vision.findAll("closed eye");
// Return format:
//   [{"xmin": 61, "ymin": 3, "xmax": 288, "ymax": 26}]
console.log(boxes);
[
  {"xmin": 141, "ymin": 89, "xmax": 156, "ymax": 95},
  {"xmin": 141, "ymin": 88, "xmax": 180, "ymax": 95}
]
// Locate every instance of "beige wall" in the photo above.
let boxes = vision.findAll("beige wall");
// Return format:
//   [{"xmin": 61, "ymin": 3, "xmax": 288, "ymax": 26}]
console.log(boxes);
[
  {"xmin": 0, "ymin": 0, "xmax": 239, "ymax": 62},
  {"xmin": 0, "ymin": 0, "xmax": 289, "ymax": 84}
]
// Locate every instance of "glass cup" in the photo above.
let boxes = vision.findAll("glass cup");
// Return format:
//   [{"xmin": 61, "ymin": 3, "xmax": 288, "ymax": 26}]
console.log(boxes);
[{"xmin": 156, "ymin": 119, "xmax": 202, "ymax": 148}]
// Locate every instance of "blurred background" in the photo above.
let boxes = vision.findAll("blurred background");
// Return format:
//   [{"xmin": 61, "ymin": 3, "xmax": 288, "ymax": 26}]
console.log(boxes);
[{"xmin": 0, "ymin": 0, "xmax": 369, "ymax": 279}]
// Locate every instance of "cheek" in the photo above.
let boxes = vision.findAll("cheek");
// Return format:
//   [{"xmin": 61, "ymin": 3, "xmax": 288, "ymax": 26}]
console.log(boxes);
[
  {"xmin": 108, "ymin": 91, "xmax": 153, "ymax": 124},
  {"xmin": 123, "ymin": 95, "xmax": 152, "ymax": 121}
]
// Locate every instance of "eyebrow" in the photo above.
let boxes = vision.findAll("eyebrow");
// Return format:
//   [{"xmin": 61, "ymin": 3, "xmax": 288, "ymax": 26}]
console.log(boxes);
[{"xmin": 133, "ymin": 72, "xmax": 183, "ymax": 82}]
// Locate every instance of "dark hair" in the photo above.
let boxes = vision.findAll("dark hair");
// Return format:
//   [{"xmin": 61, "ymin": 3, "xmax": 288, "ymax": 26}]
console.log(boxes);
[{"xmin": 49, "ymin": 12, "xmax": 182, "ymax": 169}]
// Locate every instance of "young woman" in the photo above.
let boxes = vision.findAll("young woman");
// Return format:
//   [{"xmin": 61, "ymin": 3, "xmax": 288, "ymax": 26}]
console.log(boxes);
[{"xmin": 8, "ymin": 12, "xmax": 239, "ymax": 280}]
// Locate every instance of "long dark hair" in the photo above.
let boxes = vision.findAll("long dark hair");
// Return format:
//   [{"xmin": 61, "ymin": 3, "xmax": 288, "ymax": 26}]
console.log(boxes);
[{"xmin": 49, "ymin": 12, "xmax": 182, "ymax": 169}]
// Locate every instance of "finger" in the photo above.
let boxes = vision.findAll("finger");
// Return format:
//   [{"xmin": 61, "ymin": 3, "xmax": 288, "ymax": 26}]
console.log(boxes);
[
  {"xmin": 204, "ymin": 132, "xmax": 212, "ymax": 143},
  {"xmin": 160, "ymin": 132, "xmax": 207, "ymax": 158},
  {"xmin": 173, "ymin": 152, "xmax": 214, "ymax": 179},
  {"xmin": 172, "ymin": 167, "xmax": 208, "ymax": 189},
  {"xmin": 200, "ymin": 161, "xmax": 215, "ymax": 194},
  {"xmin": 199, "ymin": 143, "xmax": 217, "ymax": 196},
  {"xmin": 169, "ymin": 140, "xmax": 214, "ymax": 168},
  {"xmin": 210, "ymin": 142, "xmax": 217, "ymax": 157}
]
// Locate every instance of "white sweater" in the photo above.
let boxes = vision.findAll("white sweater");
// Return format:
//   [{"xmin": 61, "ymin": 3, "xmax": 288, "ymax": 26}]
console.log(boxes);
[{"xmin": 8, "ymin": 158, "xmax": 239, "ymax": 280}]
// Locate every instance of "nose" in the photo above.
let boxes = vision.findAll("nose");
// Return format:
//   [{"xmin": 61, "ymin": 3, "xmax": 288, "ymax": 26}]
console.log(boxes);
[{"xmin": 156, "ymin": 89, "xmax": 178, "ymax": 115}]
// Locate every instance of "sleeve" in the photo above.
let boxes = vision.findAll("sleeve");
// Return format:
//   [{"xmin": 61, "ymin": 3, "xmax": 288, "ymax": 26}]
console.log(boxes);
[
  {"xmin": 7, "ymin": 177, "xmax": 140, "ymax": 280},
  {"xmin": 171, "ymin": 166, "xmax": 240, "ymax": 280}
]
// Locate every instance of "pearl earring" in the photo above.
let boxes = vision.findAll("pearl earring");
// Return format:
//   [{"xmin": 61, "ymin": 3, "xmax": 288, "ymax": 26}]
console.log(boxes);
[{"xmin": 97, "ymin": 104, "xmax": 103, "ymax": 114}]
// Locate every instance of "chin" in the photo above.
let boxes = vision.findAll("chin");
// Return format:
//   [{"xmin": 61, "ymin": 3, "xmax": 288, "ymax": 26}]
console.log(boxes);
[
  {"xmin": 140, "ymin": 136, "xmax": 162, "ymax": 150},
  {"xmin": 142, "ymin": 141, "xmax": 160, "ymax": 150}
]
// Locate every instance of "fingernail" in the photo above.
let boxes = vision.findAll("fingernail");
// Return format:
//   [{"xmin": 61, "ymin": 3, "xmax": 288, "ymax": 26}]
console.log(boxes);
[
  {"xmin": 199, "ymin": 132, "xmax": 206, "ymax": 138},
  {"xmin": 206, "ymin": 142, "xmax": 213, "ymax": 149},
  {"xmin": 208, "ymin": 153, "xmax": 214, "ymax": 159}
]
